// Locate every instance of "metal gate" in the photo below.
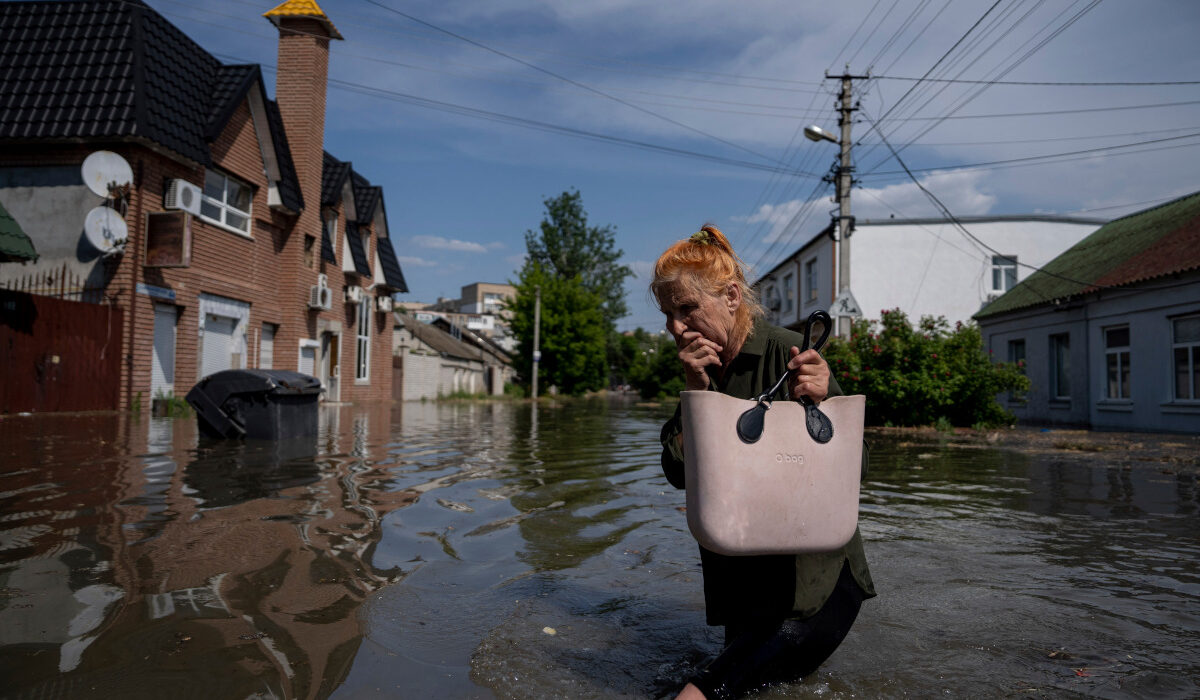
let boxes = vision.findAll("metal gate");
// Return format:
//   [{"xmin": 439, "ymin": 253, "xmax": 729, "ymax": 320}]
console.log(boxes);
[{"xmin": 0, "ymin": 290, "xmax": 123, "ymax": 413}]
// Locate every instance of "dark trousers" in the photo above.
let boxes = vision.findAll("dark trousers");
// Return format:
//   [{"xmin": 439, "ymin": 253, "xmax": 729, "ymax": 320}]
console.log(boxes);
[{"xmin": 690, "ymin": 562, "xmax": 865, "ymax": 700}]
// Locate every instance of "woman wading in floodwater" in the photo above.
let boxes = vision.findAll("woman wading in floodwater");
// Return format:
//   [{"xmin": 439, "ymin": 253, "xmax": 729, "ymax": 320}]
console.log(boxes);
[{"xmin": 653, "ymin": 225, "xmax": 875, "ymax": 700}]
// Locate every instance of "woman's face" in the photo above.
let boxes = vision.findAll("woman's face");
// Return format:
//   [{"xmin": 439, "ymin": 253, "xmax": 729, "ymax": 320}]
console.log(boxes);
[{"xmin": 659, "ymin": 278, "xmax": 739, "ymax": 351}]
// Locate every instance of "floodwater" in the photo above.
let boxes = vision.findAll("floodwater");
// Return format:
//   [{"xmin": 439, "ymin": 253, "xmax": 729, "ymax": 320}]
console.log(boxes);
[{"xmin": 1, "ymin": 399, "xmax": 1197, "ymax": 699}]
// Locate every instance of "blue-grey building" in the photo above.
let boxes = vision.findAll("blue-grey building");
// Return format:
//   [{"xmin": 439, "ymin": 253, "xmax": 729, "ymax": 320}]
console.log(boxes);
[{"xmin": 975, "ymin": 192, "xmax": 1200, "ymax": 433}]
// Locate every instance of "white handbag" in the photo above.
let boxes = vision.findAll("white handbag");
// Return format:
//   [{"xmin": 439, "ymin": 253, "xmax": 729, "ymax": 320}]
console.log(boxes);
[{"xmin": 679, "ymin": 310, "xmax": 865, "ymax": 556}]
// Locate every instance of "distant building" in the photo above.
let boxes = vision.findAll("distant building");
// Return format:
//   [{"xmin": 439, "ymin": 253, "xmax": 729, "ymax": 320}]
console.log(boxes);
[
  {"xmin": 392, "ymin": 312, "xmax": 513, "ymax": 400},
  {"xmin": 754, "ymin": 215, "xmax": 1103, "ymax": 332},
  {"xmin": 407, "ymin": 282, "xmax": 516, "ymax": 352},
  {"xmin": 975, "ymin": 192, "xmax": 1200, "ymax": 433}
]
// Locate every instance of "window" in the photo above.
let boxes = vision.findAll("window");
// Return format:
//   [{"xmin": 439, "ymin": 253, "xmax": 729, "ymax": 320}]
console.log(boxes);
[
  {"xmin": 805, "ymin": 258, "xmax": 819, "ymax": 302},
  {"xmin": 304, "ymin": 235, "xmax": 316, "ymax": 268},
  {"xmin": 782, "ymin": 273, "xmax": 795, "ymax": 314},
  {"xmin": 1050, "ymin": 333, "xmax": 1070, "ymax": 400},
  {"xmin": 1104, "ymin": 326, "xmax": 1131, "ymax": 400},
  {"xmin": 200, "ymin": 170, "xmax": 252, "ymax": 235},
  {"xmin": 1007, "ymin": 339, "xmax": 1025, "ymax": 401},
  {"xmin": 991, "ymin": 255, "xmax": 1018, "ymax": 294},
  {"xmin": 260, "ymin": 323, "xmax": 276, "ymax": 370},
  {"xmin": 764, "ymin": 284, "xmax": 779, "ymax": 312},
  {"xmin": 355, "ymin": 297, "xmax": 371, "ymax": 382},
  {"xmin": 1172, "ymin": 315, "xmax": 1200, "ymax": 401}
]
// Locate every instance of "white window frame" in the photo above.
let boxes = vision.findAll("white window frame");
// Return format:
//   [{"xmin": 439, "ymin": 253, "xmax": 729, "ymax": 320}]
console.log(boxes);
[
  {"xmin": 200, "ymin": 169, "xmax": 253, "ymax": 237},
  {"xmin": 355, "ymin": 298, "xmax": 371, "ymax": 383},
  {"xmin": 324, "ymin": 210, "xmax": 338, "ymax": 263},
  {"xmin": 1103, "ymin": 325, "xmax": 1131, "ymax": 400},
  {"xmin": 1050, "ymin": 333, "xmax": 1070, "ymax": 400},
  {"xmin": 804, "ymin": 258, "xmax": 819, "ymax": 302},
  {"xmin": 782, "ymin": 273, "xmax": 795, "ymax": 314},
  {"xmin": 991, "ymin": 255, "xmax": 1018, "ymax": 295},
  {"xmin": 1171, "ymin": 314, "xmax": 1200, "ymax": 402}
]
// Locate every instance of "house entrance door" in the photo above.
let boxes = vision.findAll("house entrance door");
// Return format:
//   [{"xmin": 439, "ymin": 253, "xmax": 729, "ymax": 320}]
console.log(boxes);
[{"xmin": 321, "ymin": 331, "xmax": 340, "ymax": 402}]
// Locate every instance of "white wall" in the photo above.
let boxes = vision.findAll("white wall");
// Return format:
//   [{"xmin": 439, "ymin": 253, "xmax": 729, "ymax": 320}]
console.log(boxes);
[{"xmin": 851, "ymin": 219, "xmax": 1100, "ymax": 325}]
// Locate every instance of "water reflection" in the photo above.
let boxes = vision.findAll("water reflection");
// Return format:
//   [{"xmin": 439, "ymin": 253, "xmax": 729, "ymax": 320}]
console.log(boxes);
[
  {"xmin": 0, "ymin": 404, "xmax": 410, "ymax": 698},
  {"xmin": 2, "ymin": 403, "xmax": 1198, "ymax": 699}
]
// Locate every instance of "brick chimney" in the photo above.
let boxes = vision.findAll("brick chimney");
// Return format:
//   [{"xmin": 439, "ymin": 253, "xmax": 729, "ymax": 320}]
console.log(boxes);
[{"xmin": 263, "ymin": 0, "xmax": 342, "ymax": 233}]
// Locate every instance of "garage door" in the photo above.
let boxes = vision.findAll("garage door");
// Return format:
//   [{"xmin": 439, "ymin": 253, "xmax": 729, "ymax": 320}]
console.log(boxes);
[
  {"xmin": 151, "ymin": 304, "xmax": 176, "ymax": 396},
  {"xmin": 201, "ymin": 313, "xmax": 237, "ymax": 378}
]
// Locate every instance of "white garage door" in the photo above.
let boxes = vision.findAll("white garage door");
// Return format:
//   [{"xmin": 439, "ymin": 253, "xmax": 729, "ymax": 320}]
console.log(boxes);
[
  {"xmin": 151, "ymin": 304, "xmax": 176, "ymax": 396},
  {"xmin": 201, "ymin": 313, "xmax": 237, "ymax": 378}
]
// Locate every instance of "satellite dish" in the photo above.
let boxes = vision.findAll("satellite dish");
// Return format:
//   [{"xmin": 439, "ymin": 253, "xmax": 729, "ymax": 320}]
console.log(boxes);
[
  {"xmin": 84, "ymin": 205, "xmax": 128, "ymax": 254},
  {"xmin": 81, "ymin": 150, "xmax": 133, "ymax": 198}
]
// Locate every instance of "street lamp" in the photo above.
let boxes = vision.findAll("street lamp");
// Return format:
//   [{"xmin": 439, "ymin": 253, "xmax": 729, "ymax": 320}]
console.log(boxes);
[{"xmin": 803, "ymin": 125, "xmax": 838, "ymax": 144}]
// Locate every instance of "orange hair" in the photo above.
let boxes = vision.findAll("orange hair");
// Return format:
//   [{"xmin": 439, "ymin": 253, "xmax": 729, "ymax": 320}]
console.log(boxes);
[{"xmin": 651, "ymin": 224, "xmax": 764, "ymax": 343}]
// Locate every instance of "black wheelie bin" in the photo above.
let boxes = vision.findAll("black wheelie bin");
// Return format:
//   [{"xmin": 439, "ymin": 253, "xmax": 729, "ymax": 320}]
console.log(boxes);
[{"xmin": 186, "ymin": 369, "xmax": 323, "ymax": 440}]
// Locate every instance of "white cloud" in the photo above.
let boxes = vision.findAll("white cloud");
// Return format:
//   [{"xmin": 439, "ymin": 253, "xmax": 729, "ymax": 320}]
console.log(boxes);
[
  {"xmin": 626, "ymin": 259, "xmax": 654, "ymax": 281},
  {"xmin": 397, "ymin": 255, "xmax": 438, "ymax": 267},
  {"xmin": 411, "ymin": 235, "xmax": 489, "ymax": 253}
]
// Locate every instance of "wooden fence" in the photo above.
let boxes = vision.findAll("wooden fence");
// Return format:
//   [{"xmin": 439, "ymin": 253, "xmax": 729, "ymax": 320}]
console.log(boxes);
[{"xmin": 1, "ymin": 289, "xmax": 123, "ymax": 413}]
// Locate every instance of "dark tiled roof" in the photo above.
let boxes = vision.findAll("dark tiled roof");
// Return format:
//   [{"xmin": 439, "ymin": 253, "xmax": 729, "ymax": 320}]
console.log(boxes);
[
  {"xmin": 263, "ymin": 97, "xmax": 303, "ymax": 212},
  {"xmin": 344, "ymin": 221, "xmax": 370, "ymax": 276},
  {"xmin": 0, "ymin": 198, "xmax": 38, "ymax": 262},
  {"xmin": 376, "ymin": 236, "xmax": 408, "ymax": 292},
  {"xmin": 206, "ymin": 65, "xmax": 258, "ymax": 140},
  {"xmin": 351, "ymin": 171, "xmax": 381, "ymax": 223},
  {"xmin": 977, "ymin": 191, "xmax": 1200, "ymax": 318},
  {"xmin": 0, "ymin": 0, "xmax": 302, "ymax": 211},
  {"xmin": 321, "ymin": 151, "xmax": 352, "ymax": 207}
]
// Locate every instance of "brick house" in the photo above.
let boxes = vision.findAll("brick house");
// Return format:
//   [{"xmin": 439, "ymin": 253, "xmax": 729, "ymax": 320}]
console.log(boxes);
[{"xmin": 0, "ymin": 0, "xmax": 407, "ymax": 411}]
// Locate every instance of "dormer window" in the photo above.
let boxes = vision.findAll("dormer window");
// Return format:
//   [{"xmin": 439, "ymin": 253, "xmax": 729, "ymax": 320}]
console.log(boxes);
[{"xmin": 201, "ymin": 170, "xmax": 252, "ymax": 235}]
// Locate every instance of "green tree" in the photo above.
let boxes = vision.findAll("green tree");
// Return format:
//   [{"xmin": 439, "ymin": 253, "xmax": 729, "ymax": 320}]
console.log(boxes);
[
  {"xmin": 509, "ymin": 263, "xmax": 608, "ymax": 396},
  {"xmin": 822, "ymin": 309, "xmax": 1029, "ymax": 427},
  {"xmin": 524, "ymin": 189, "xmax": 632, "ymax": 329},
  {"xmin": 627, "ymin": 330, "xmax": 685, "ymax": 400}
]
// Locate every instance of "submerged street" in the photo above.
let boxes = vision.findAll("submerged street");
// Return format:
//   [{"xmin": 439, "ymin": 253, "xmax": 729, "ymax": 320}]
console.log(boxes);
[{"xmin": 1, "ymin": 399, "xmax": 1197, "ymax": 699}]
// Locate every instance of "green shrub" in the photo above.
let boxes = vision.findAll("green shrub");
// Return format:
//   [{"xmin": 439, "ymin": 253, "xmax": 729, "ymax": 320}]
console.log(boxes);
[{"xmin": 822, "ymin": 309, "xmax": 1028, "ymax": 427}]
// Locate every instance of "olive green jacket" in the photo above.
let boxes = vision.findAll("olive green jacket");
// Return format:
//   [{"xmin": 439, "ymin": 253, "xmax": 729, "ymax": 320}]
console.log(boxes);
[{"xmin": 660, "ymin": 318, "xmax": 876, "ymax": 625}]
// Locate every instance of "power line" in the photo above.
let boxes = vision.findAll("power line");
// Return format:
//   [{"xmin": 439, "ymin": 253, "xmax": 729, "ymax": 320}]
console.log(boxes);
[
  {"xmin": 357, "ymin": 0, "xmax": 786, "ymax": 168},
  {"xmin": 870, "ymin": 98, "xmax": 1200, "ymax": 121},
  {"xmin": 873, "ymin": 75, "xmax": 1200, "ymax": 86},
  {"xmin": 212, "ymin": 51, "xmax": 823, "ymax": 180},
  {"xmin": 858, "ymin": 112, "xmax": 1186, "ymax": 297},
  {"xmin": 866, "ymin": 131, "xmax": 1200, "ymax": 177},
  {"xmin": 863, "ymin": 0, "xmax": 1106, "ymax": 173}
]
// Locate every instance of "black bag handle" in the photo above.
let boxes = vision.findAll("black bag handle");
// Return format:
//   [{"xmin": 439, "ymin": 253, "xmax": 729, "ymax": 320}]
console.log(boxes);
[{"xmin": 736, "ymin": 310, "xmax": 835, "ymax": 444}]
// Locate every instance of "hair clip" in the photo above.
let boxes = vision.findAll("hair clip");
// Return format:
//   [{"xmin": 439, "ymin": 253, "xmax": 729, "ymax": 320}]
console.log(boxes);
[{"xmin": 690, "ymin": 230, "xmax": 711, "ymax": 245}]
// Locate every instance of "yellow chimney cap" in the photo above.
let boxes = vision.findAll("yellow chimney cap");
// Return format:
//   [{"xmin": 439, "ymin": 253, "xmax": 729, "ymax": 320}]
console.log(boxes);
[{"xmin": 264, "ymin": 0, "xmax": 344, "ymax": 40}]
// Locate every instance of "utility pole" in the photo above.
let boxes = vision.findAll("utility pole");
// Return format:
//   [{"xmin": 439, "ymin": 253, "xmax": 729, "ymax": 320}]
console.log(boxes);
[
  {"xmin": 806, "ymin": 70, "xmax": 866, "ymax": 337},
  {"xmin": 833, "ymin": 71, "xmax": 865, "ymax": 338},
  {"xmin": 531, "ymin": 284, "xmax": 541, "ymax": 400}
]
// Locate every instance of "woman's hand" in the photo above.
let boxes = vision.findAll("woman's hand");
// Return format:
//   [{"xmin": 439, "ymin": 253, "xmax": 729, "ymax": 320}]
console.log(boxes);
[
  {"xmin": 677, "ymin": 331, "xmax": 723, "ymax": 390},
  {"xmin": 787, "ymin": 347, "xmax": 830, "ymax": 402}
]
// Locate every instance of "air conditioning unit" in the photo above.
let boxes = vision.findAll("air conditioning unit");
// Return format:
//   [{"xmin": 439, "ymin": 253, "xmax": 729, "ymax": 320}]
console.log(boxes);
[
  {"xmin": 164, "ymin": 178, "xmax": 203, "ymax": 215},
  {"xmin": 345, "ymin": 285, "xmax": 364, "ymax": 304},
  {"xmin": 376, "ymin": 295, "xmax": 393, "ymax": 313},
  {"xmin": 309, "ymin": 274, "xmax": 332, "ymax": 310}
]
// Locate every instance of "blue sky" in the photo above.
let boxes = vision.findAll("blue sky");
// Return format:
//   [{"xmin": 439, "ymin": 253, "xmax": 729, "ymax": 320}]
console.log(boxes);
[{"xmin": 147, "ymin": 0, "xmax": 1200, "ymax": 331}]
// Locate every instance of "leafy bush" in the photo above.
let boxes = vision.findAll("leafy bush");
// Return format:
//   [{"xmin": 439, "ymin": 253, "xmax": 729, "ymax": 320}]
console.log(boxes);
[{"xmin": 821, "ymin": 309, "xmax": 1028, "ymax": 427}]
